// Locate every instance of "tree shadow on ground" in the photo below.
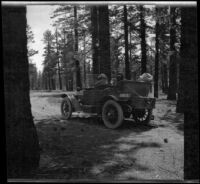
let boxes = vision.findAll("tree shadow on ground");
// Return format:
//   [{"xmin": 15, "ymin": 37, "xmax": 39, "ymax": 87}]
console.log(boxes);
[
  {"xmin": 34, "ymin": 117, "xmax": 159, "ymax": 180},
  {"xmin": 159, "ymin": 111, "xmax": 184, "ymax": 134}
]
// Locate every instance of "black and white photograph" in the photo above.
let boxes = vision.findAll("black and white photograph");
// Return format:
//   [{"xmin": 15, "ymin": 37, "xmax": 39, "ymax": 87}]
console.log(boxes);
[{"xmin": 2, "ymin": 1, "xmax": 198, "ymax": 182}]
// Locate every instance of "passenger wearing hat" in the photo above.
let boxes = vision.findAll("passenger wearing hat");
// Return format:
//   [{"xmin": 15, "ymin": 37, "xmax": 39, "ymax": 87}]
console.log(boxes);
[{"xmin": 94, "ymin": 73, "xmax": 108, "ymax": 88}]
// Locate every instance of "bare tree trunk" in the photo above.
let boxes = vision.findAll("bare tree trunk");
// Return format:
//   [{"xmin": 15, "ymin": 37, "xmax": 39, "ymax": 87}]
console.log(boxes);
[
  {"xmin": 177, "ymin": 7, "xmax": 198, "ymax": 179},
  {"xmin": 91, "ymin": 6, "xmax": 99, "ymax": 75},
  {"xmin": 168, "ymin": 7, "xmax": 177, "ymax": 100},
  {"xmin": 124, "ymin": 5, "xmax": 130, "ymax": 80},
  {"xmin": 98, "ymin": 6, "xmax": 111, "ymax": 81},
  {"xmin": 45, "ymin": 77, "xmax": 48, "ymax": 90},
  {"xmin": 83, "ymin": 31, "xmax": 86, "ymax": 87},
  {"xmin": 162, "ymin": 63, "xmax": 168, "ymax": 93},
  {"xmin": 48, "ymin": 73, "xmax": 51, "ymax": 90},
  {"xmin": 129, "ymin": 27, "xmax": 132, "ymax": 63},
  {"xmin": 73, "ymin": 6, "xmax": 81, "ymax": 90},
  {"xmin": 140, "ymin": 5, "xmax": 147, "ymax": 74},
  {"xmin": 154, "ymin": 8, "xmax": 159, "ymax": 98},
  {"xmin": 74, "ymin": 6, "xmax": 78, "ymax": 52},
  {"xmin": 3, "ymin": 7, "xmax": 40, "ymax": 177},
  {"xmin": 55, "ymin": 28, "xmax": 62, "ymax": 90}
]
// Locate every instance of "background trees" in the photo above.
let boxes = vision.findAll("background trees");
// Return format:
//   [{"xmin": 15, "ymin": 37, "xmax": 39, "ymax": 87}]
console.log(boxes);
[
  {"xmin": 28, "ymin": 5, "xmax": 191, "ymax": 104},
  {"xmin": 154, "ymin": 7, "xmax": 160, "ymax": 98},
  {"xmin": 123, "ymin": 5, "xmax": 130, "ymax": 80},
  {"xmin": 42, "ymin": 30, "xmax": 57, "ymax": 90},
  {"xmin": 27, "ymin": 25, "xmax": 39, "ymax": 90},
  {"xmin": 168, "ymin": 7, "xmax": 178, "ymax": 100},
  {"xmin": 139, "ymin": 5, "xmax": 147, "ymax": 74}
]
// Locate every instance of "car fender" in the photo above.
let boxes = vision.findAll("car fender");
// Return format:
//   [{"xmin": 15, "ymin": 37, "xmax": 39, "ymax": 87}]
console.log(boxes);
[
  {"xmin": 61, "ymin": 93, "xmax": 75, "ymax": 99},
  {"xmin": 97, "ymin": 95, "xmax": 122, "ymax": 115},
  {"xmin": 61, "ymin": 93, "xmax": 77, "ymax": 111},
  {"xmin": 100, "ymin": 95, "xmax": 120, "ymax": 105}
]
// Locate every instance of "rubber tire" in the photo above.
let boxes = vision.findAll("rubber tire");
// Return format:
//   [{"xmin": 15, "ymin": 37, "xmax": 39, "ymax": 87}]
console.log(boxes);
[
  {"xmin": 102, "ymin": 100, "xmax": 124, "ymax": 129},
  {"xmin": 132, "ymin": 109, "xmax": 152, "ymax": 125},
  {"xmin": 61, "ymin": 97, "xmax": 72, "ymax": 119}
]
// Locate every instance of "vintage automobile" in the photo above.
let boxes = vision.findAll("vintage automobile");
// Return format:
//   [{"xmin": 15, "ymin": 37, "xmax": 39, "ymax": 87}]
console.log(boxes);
[{"xmin": 60, "ymin": 75, "xmax": 156, "ymax": 129}]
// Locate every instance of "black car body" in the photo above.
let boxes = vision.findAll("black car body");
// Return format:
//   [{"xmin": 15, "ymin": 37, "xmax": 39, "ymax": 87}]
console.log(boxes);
[{"xmin": 61, "ymin": 79, "xmax": 155, "ymax": 129}]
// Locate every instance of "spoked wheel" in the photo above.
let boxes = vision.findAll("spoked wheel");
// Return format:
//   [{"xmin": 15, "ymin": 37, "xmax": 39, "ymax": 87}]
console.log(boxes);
[
  {"xmin": 132, "ymin": 109, "xmax": 152, "ymax": 124},
  {"xmin": 61, "ymin": 97, "xmax": 72, "ymax": 119},
  {"xmin": 102, "ymin": 100, "xmax": 124, "ymax": 129}
]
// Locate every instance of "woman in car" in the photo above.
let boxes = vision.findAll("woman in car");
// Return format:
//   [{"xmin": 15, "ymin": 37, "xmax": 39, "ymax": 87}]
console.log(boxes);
[{"xmin": 94, "ymin": 73, "xmax": 108, "ymax": 88}]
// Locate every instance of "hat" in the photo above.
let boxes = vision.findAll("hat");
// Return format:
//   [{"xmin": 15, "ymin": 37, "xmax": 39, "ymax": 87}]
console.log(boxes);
[{"xmin": 97, "ymin": 73, "xmax": 107, "ymax": 80}]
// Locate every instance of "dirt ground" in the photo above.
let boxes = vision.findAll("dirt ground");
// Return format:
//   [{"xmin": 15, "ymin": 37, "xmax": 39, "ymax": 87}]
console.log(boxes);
[{"xmin": 30, "ymin": 90, "xmax": 184, "ymax": 181}]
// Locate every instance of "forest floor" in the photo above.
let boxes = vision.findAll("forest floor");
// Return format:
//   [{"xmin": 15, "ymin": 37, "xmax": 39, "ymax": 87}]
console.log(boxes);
[{"xmin": 30, "ymin": 90, "xmax": 184, "ymax": 181}]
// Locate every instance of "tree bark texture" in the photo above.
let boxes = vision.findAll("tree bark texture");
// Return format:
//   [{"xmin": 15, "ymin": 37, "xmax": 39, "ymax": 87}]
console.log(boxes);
[
  {"xmin": 91, "ymin": 6, "xmax": 99, "ymax": 75},
  {"xmin": 177, "ymin": 7, "xmax": 198, "ymax": 179},
  {"xmin": 168, "ymin": 7, "xmax": 177, "ymax": 100},
  {"xmin": 3, "ymin": 7, "xmax": 40, "ymax": 177},
  {"xmin": 98, "ymin": 6, "xmax": 111, "ymax": 81},
  {"xmin": 154, "ymin": 7, "xmax": 159, "ymax": 98},
  {"xmin": 140, "ymin": 5, "xmax": 147, "ymax": 74},
  {"xmin": 124, "ymin": 5, "xmax": 130, "ymax": 80}
]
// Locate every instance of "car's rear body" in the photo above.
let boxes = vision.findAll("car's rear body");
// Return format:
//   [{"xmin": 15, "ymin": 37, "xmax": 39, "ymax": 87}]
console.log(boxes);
[
  {"xmin": 64, "ymin": 80, "xmax": 155, "ymax": 114},
  {"xmin": 114, "ymin": 80, "xmax": 156, "ymax": 110}
]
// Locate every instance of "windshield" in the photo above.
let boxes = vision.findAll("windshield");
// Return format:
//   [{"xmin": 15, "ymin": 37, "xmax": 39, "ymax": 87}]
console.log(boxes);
[{"xmin": 85, "ymin": 74, "xmax": 99, "ymax": 88}]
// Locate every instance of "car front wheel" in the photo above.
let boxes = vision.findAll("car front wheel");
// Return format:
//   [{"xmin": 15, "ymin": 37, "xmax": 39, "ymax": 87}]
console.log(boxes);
[
  {"xmin": 102, "ymin": 100, "xmax": 124, "ymax": 129},
  {"xmin": 61, "ymin": 97, "xmax": 72, "ymax": 119}
]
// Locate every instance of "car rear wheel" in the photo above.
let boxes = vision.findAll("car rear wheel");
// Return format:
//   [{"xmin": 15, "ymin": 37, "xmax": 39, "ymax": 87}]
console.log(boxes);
[
  {"xmin": 61, "ymin": 97, "xmax": 72, "ymax": 119},
  {"xmin": 102, "ymin": 100, "xmax": 124, "ymax": 129},
  {"xmin": 132, "ymin": 109, "xmax": 152, "ymax": 124}
]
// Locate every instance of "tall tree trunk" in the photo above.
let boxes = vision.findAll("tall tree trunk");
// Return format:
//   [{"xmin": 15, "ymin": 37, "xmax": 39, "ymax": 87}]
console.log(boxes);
[
  {"xmin": 83, "ymin": 31, "xmax": 86, "ymax": 87},
  {"xmin": 177, "ymin": 7, "xmax": 198, "ymax": 179},
  {"xmin": 98, "ymin": 6, "xmax": 111, "ymax": 81},
  {"xmin": 74, "ymin": 6, "xmax": 78, "ymax": 52},
  {"xmin": 124, "ymin": 5, "xmax": 130, "ymax": 80},
  {"xmin": 76, "ymin": 60, "xmax": 82, "ymax": 89},
  {"xmin": 168, "ymin": 7, "xmax": 177, "ymax": 100},
  {"xmin": 161, "ymin": 65, "xmax": 164, "ymax": 92},
  {"xmin": 3, "ymin": 7, "xmax": 40, "ymax": 177},
  {"xmin": 129, "ymin": 27, "xmax": 132, "ymax": 63},
  {"xmin": 154, "ymin": 7, "xmax": 159, "ymax": 98},
  {"xmin": 91, "ymin": 6, "xmax": 99, "ymax": 75},
  {"xmin": 51, "ymin": 78, "xmax": 54, "ymax": 90},
  {"xmin": 140, "ymin": 5, "xmax": 147, "ymax": 74},
  {"xmin": 74, "ymin": 6, "xmax": 81, "ymax": 90},
  {"xmin": 55, "ymin": 28, "xmax": 62, "ymax": 90},
  {"xmin": 48, "ymin": 73, "xmax": 51, "ymax": 90},
  {"xmin": 162, "ymin": 63, "xmax": 168, "ymax": 93},
  {"xmin": 45, "ymin": 77, "xmax": 48, "ymax": 90}
]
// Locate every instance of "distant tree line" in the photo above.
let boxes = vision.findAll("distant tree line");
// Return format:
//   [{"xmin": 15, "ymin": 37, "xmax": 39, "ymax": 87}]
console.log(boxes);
[{"xmin": 29, "ymin": 5, "xmax": 183, "ymax": 102}]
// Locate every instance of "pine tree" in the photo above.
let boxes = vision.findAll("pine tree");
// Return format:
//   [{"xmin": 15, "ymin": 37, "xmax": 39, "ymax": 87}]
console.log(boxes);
[
  {"xmin": 123, "ymin": 5, "xmax": 130, "ymax": 79},
  {"xmin": 140, "ymin": 5, "xmax": 147, "ymax": 74},
  {"xmin": 177, "ymin": 7, "xmax": 198, "ymax": 179},
  {"xmin": 91, "ymin": 6, "xmax": 99, "ymax": 75},
  {"xmin": 3, "ymin": 7, "xmax": 40, "ymax": 177},
  {"xmin": 98, "ymin": 5, "xmax": 111, "ymax": 80},
  {"xmin": 168, "ymin": 7, "xmax": 177, "ymax": 100},
  {"xmin": 154, "ymin": 7, "xmax": 160, "ymax": 98}
]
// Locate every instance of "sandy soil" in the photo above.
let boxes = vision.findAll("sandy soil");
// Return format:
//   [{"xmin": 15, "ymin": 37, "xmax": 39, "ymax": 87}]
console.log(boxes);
[{"xmin": 30, "ymin": 91, "xmax": 184, "ymax": 181}]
